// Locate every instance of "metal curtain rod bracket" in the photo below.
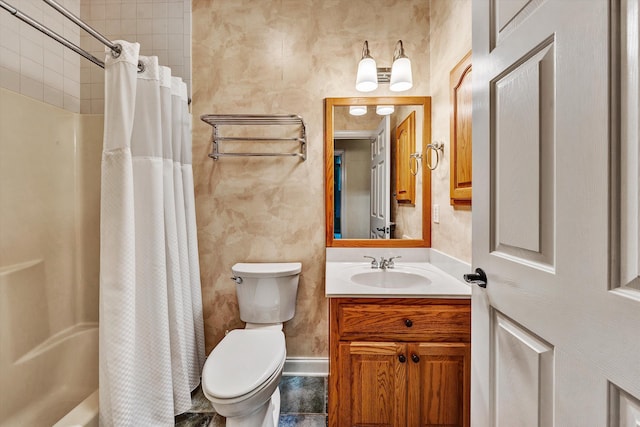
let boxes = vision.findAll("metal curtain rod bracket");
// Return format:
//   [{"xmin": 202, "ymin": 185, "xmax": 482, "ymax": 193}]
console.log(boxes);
[{"xmin": 201, "ymin": 114, "xmax": 307, "ymax": 161}]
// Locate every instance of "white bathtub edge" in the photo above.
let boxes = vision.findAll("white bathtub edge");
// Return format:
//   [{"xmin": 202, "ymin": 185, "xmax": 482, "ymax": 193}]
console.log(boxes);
[{"xmin": 52, "ymin": 390, "xmax": 98, "ymax": 427}]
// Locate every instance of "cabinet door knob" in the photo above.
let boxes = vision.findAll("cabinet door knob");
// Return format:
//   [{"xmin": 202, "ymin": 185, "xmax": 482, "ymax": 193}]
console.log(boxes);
[
  {"xmin": 411, "ymin": 354, "xmax": 420, "ymax": 363},
  {"xmin": 404, "ymin": 319, "xmax": 413, "ymax": 327},
  {"xmin": 398, "ymin": 354, "xmax": 406, "ymax": 363}
]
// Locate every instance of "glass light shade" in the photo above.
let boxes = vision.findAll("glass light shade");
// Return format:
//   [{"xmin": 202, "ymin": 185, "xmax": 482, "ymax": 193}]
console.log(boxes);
[
  {"xmin": 376, "ymin": 105, "xmax": 395, "ymax": 115},
  {"xmin": 349, "ymin": 105, "xmax": 367, "ymax": 116},
  {"xmin": 355, "ymin": 57, "xmax": 378, "ymax": 92},
  {"xmin": 389, "ymin": 56, "xmax": 413, "ymax": 92}
]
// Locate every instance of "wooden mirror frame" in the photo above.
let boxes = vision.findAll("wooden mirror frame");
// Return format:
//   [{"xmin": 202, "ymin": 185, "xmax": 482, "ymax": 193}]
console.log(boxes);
[{"xmin": 325, "ymin": 96, "xmax": 432, "ymax": 247}]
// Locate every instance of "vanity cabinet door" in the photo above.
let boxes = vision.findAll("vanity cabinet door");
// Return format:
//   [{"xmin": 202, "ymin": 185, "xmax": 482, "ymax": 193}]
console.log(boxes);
[
  {"xmin": 329, "ymin": 298, "xmax": 471, "ymax": 427},
  {"xmin": 338, "ymin": 341, "xmax": 408, "ymax": 426},
  {"xmin": 407, "ymin": 343, "xmax": 471, "ymax": 427}
]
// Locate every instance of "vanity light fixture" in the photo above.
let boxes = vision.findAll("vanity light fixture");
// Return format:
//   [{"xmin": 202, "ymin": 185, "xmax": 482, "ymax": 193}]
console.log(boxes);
[
  {"xmin": 349, "ymin": 105, "xmax": 368, "ymax": 116},
  {"xmin": 376, "ymin": 105, "xmax": 395, "ymax": 115},
  {"xmin": 355, "ymin": 40, "xmax": 413, "ymax": 92}
]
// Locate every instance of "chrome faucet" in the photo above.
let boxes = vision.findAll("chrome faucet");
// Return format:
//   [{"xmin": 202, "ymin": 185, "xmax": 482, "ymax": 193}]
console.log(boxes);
[
  {"xmin": 364, "ymin": 255, "xmax": 402, "ymax": 270},
  {"xmin": 363, "ymin": 256, "xmax": 378, "ymax": 269}
]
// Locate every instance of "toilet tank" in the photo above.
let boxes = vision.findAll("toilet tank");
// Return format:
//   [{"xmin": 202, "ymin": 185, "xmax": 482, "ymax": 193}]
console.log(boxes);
[{"xmin": 232, "ymin": 262, "xmax": 301, "ymax": 324}]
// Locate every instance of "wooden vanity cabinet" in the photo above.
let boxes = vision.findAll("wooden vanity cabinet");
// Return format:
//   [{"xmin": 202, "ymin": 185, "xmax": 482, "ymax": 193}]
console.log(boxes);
[{"xmin": 328, "ymin": 298, "xmax": 471, "ymax": 427}]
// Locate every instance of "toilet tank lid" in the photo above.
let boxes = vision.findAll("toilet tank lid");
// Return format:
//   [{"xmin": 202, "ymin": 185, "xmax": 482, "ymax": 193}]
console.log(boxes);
[{"xmin": 232, "ymin": 262, "xmax": 302, "ymax": 278}]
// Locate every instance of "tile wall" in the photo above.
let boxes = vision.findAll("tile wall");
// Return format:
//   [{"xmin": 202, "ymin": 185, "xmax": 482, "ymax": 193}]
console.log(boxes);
[
  {"xmin": 79, "ymin": 0, "xmax": 192, "ymax": 113},
  {"xmin": 0, "ymin": 0, "xmax": 81, "ymax": 112},
  {"xmin": 0, "ymin": 0, "xmax": 191, "ymax": 114}
]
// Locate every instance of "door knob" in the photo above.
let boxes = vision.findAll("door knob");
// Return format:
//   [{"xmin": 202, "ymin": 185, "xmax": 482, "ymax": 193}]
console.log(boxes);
[
  {"xmin": 464, "ymin": 268, "xmax": 487, "ymax": 288},
  {"xmin": 411, "ymin": 354, "xmax": 420, "ymax": 363},
  {"xmin": 398, "ymin": 354, "xmax": 406, "ymax": 363},
  {"xmin": 404, "ymin": 319, "xmax": 413, "ymax": 327}
]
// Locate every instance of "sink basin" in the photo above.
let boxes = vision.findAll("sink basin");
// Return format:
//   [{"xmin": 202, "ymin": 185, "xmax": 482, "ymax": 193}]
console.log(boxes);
[{"xmin": 350, "ymin": 270, "xmax": 431, "ymax": 288}]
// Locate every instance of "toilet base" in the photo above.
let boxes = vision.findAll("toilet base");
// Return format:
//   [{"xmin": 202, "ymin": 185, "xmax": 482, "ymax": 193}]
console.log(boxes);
[{"xmin": 225, "ymin": 386, "xmax": 280, "ymax": 427}]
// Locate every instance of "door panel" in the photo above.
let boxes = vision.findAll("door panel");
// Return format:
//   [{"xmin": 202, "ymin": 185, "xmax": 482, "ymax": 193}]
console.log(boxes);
[
  {"xmin": 472, "ymin": 0, "xmax": 640, "ymax": 426},
  {"xmin": 492, "ymin": 40, "xmax": 555, "ymax": 266},
  {"xmin": 370, "ymin": 116, "xmax": 391, "ymax": 239},
  {"xmin": 493, "ymin": 312, "xmax": 553, "ymax": 427}
]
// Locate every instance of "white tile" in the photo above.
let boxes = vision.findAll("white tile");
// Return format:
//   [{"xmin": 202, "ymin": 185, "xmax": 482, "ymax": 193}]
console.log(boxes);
[
  {"xmin": 105, "ymin": 3, "xmax": 122, "ymax": 20},
  {"xmin": 90, "ymin": 4, "xmax": 107, "ymax": 20},
  {"xmin": 20, "ymin": 74, "xmax": 44, "ymax": 101},
  {"xmin": 81, "ymin": 82, "xmax": 92, "ymax": 100},
  {"xmin": 0, "ymin": 65, "xmax": 21, "ymax": 93},
  {"xmin": 152, "ymin": 18, "xmax": 167, "ymax": 34},
  {"xmin": 43, "ymin": 68, "xmax": 64, "ymax": 90},
  {"xmin": 167, "ymin": 49, "xmax": 182, "ymax": 66},
  {"xmin": 0, "ymin": 24, "xmax": 20, "ymax": 53},
  {"xmin": 138, "ymin": 19, "xmax": 153, "ymax": 34},
  {"xmin": 90, "ymin": 82, "xmax": 104, "ymax": 99},
  {"xmin": 121, "ymin": 3, "xmax": 137, "ymax": 19},
  {"xmin": 20, "ymin": 22, "xmax": 45, "ymax": 45},
  {"xmin": 44, "ymin": 85, "xmax": 64, "ymax": 108},
  {"xmin": 153, "ymin": 34, "xmax": 168, "ymax": 50},
  {"xmin": 64, "ymin": 76, "xmax": 80, "ymax": 98},
  {"xmin": 167, "ymin": 35, "xmax": 181, "ymax": 51},
  {"xmin": 20, "ymin": 56, "xmax": 43, "ymax": 81},
  {"xmin": 120, "ymin": 19, "xmax": 137, "ymax": 34},
  {"xmin": 80, "ymin": 100, "xmax": 91, "ymax": 113},
  {"xmin": 136, "ymin": 3, "xmax": 153, "ymax": 19},
  {"xmin": 167, "ymin": 18, "xmax": 183, "ymax": 34},
  {"xmin": 44, "ymin": 49, "xmax": 64, "ymax": 73},
  {"xmin": 105, "ymin": 19, "xmax": 122, "ymax": 35},
  {"xmin": 90, "ymin": 98, "xmax": 104, "ymax": 114},
  {"xmin": 0, "ymin": 46, "xmax": 20, "ymax": 71},
  {"xmin": 167, "ymin": 2, "xmax": 182, "ymax": 18},
  {"xmin": 152, "ymin": 2, "xmax": 168, "ymax": 18},
  {"xmin": 63, "ymin": 93, "xmax": 80, "ymax": 113},
  {"xmin": 21, "ymin": 37, "xmax": 44, "ymax": 64}
]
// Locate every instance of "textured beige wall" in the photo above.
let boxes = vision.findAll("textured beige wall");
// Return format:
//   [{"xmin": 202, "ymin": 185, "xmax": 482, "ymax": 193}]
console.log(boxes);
[
  {"xmin": 192, "ymin": 0, "xmax": 431, "ymax": 356},
  {"xmin": 429, "ymin": 0, "xmax": 473, "ymax": 262}
]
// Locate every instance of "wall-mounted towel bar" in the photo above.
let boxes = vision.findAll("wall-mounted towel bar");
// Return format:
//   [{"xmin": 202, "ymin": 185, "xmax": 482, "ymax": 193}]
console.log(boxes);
[{"xmin": 200, "ymin": 114, "xmax": 307, "ymax": 161}]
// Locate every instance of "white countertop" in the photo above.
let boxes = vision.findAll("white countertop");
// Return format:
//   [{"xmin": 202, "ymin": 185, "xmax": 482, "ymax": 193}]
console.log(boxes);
[{"xmin": 325, "ymin": 248, "xmax": 471, "ymax": 299}]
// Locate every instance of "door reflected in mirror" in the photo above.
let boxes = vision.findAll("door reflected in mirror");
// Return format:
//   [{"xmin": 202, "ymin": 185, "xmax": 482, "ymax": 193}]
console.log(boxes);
[{"xmin": 325, "ymin": 97, "xmax": 432, "ymax": 248}]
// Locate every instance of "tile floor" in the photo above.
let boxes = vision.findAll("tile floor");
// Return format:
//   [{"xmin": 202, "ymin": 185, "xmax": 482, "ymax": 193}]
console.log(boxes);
[{"xmin": 174, "ymin": 376, "xmax": 328, "ymax": 427}]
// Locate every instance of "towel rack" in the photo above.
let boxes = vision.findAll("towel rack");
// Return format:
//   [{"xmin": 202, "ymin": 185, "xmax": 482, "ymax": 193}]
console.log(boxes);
[{"xmin": 200, "ymin": 114, "xmax": 307, "ymax": 161}]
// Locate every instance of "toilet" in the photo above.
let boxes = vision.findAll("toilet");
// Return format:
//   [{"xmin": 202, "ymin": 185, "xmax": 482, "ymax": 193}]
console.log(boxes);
[{"xmin": 201, "ymin": 262, "xmax": 301, "ymax": 427}]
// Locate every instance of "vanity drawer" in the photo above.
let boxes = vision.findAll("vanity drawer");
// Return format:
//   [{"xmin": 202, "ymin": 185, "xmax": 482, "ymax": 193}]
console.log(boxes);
[{"xmin": 335, "ymin": 299, "xmax": 470, "ymax": 342}]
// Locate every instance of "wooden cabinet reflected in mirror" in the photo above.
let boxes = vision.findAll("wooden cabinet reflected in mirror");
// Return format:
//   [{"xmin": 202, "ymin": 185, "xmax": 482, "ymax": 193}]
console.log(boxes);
[{"xmin": 325, "ymin": 97, "xmax": 432, "ymax": 248}]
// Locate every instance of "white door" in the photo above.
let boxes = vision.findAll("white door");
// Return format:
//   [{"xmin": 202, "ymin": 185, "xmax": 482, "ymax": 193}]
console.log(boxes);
[
  {"xmin": 471, "ymin": 0, "xmax": 640, "ymax": 426},
  {"xmin": 370, "ymin": 116, "xmax": 391, "ymax": 239}
]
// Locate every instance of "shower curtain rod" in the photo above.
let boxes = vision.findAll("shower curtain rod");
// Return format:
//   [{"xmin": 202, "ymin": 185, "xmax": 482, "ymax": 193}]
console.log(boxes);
[{"xmin": 0, "ymin": 0, "xmax": 134, "ymax": 70}]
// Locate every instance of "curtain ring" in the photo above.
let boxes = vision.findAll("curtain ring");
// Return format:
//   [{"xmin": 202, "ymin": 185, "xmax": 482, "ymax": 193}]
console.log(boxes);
[{"xmin": 426, "ymin": 142, "xmax": 445, "ymax": 170}]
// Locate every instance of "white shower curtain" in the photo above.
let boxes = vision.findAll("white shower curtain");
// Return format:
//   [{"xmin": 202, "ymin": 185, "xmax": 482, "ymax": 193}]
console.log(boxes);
[{"xmin": 99, "ymin": 41, "xmax": 205, "ymax": 427}]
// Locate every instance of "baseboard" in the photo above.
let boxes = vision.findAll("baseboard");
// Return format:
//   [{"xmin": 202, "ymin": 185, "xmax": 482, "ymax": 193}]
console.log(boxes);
[{"xmin": 283, "ymin": 357, "xmax": 329, "ymax": 377}]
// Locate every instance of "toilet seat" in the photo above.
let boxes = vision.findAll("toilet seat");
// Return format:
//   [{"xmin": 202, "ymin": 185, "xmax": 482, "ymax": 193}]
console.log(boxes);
[{"xmin": 202, "ymin": 329, "xmax": 286, "ymax": 400}]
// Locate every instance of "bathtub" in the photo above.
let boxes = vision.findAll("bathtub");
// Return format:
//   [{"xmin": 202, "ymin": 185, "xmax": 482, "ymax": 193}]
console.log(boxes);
[
  {"xmin": 0, "ymin": 317, "xmax": 98, "ymax": 427},
  {"xmin": 52, "ymin": 390, "xmax": 99, "ymax": 427}
]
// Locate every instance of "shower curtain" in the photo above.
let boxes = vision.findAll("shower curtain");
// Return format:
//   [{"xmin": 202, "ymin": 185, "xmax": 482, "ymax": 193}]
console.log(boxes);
[{"xmin": 99, "ymin": 41, "xmax": 205, "ymax": 426}]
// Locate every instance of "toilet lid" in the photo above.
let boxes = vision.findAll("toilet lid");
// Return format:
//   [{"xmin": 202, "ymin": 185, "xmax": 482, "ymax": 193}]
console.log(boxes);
[
  {"xmin": 202, "ymin": 329, "xmax": 286, "ymax": 399},
  {"xmin": 231, "ymin": 262, "xmax": 301, "ymax": 278}
]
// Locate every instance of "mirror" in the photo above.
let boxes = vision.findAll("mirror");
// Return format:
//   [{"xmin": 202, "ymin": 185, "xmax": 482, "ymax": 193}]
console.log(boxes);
[{"xmin": 325, "ymin": 97, "xmax": 431, "ymax": 248}]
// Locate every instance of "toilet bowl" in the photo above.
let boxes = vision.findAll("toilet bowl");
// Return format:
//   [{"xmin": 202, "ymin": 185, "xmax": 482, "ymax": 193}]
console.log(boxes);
[
  {"xmin": 201, "ymin": 262, "xmax": 301, "ymax": 427},
  {"xmin": 202, "ymin": 329, "xmax": 286, "ymax": 423}
]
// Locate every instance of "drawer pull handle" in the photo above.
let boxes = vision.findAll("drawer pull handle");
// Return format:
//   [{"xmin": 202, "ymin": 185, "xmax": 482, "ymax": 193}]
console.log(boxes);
[
  {"xmin": 398, "ymin": 354, "xmax": 407, "ymax": 363},
  {"xmin": 404, "ymin": 319, "xmax": 413, "ymax": 327},
  {"xmin": 411, "ymin": 354, "xmax": 420, "ymax": 363}
]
